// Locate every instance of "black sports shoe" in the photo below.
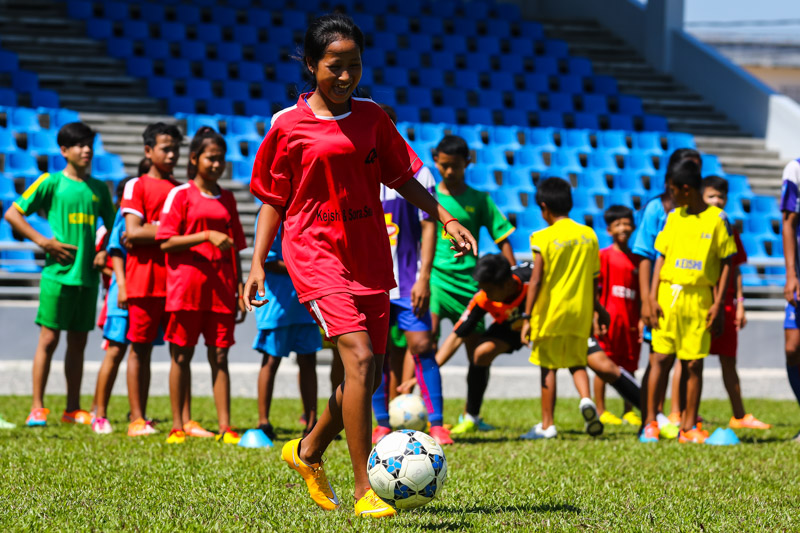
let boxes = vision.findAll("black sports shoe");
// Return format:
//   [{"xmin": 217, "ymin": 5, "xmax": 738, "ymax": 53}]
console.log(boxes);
[{"xmin": 259, "ymin": 423, "xmax": 276, "ymax": 441}]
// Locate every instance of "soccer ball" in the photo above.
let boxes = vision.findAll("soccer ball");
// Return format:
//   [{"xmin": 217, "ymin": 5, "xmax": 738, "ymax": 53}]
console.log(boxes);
[
  {"xmin": 367, "ymin": 429, "xmax": 447, "ymax": 510},
  {"xmin": 388, "ymin": 393, "xmax": 428, "ymax": 431}
]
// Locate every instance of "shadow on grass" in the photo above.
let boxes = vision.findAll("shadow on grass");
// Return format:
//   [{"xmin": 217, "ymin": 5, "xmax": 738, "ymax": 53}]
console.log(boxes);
[{"xmin": 423, "ymin": 501, "xmax": 580, "ymax": 515}]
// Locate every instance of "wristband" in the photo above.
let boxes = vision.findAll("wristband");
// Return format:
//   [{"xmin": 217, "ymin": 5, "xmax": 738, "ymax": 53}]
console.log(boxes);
[
  {"xmin": 442, "ymin": 218, "xmax": 458, "ymax": 234},
  {"xmin": 204, "ymin": 230, "xmax": 210, "ymax": 242},
  {"xmin": 521, "ymin": 313, "xmax": 531, "ymax": 319}
]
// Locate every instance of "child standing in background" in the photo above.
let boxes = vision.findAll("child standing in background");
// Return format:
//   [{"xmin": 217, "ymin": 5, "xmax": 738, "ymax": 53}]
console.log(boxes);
[{"xmin": 157, "ymin": 127, "xmax": 247, "ymax": 445}]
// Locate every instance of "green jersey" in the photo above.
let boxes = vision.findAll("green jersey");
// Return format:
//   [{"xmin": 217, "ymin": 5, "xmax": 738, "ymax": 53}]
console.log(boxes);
[
  {"xmin": 432, "ymin": 184, "xmax": 515, "ymax": 297},
  {"xmin": 14, "ymin": 171, "xmax": 115, "ymax": 287}
]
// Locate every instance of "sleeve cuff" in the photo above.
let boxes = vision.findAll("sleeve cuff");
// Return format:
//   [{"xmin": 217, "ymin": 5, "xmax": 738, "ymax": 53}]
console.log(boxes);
[
  {"xmin": 120, "ymin": 207, "xmax": 144, "ymax": 219},
  {"xmin": 493, "ymin": 227, "xmax": 515, "ymax": 244}
]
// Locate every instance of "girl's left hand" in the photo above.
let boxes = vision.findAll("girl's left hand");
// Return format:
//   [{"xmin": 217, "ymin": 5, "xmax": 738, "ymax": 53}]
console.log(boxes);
[
  {"xmin": 445, "ymin": 221, "xmax": 478, "ymax": 258},
  {"xmin": 236, "ymin": 295, "xmax": 248, "ymax": 323}
]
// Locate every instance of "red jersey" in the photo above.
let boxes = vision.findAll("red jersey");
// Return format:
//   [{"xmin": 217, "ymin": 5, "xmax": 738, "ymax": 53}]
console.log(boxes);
[
  {"xmin": 723, "ymin": 231, "xmax": 747, "ymax": 305},
  {"xmin": 598, "ymin": 246, "xmax": 640, "ymax": 360},
  {"xmin": 156, "ymin": 182, "xmax": 247, "ymax": 313},
  {"xmin": 120, "ymin": 175, "xmax": 180, "ymax": 298},
  {"xmin": 251, "ymin": 94, "xmax": 422, "ymax": 303}
]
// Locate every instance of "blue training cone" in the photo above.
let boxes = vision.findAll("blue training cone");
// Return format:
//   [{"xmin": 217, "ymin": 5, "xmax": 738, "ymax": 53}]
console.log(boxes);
[
  {"xmin": 706, "ymin": 427, "xmax": 740, "ymax": 446},
  {"xmin": 238, "ymin": 428, "xmax": 274, "ymax": 448}
]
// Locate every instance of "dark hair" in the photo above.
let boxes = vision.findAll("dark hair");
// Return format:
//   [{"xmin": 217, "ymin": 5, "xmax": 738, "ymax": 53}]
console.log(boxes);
[
  {"xmin": 671, "ymin": 159, "xmax": 702, "ymax": 190},
  {"xmin": 379, "ymin": 103, "xmax": 397, "ymax": 125},
  {"xmin": 536, "ymin": 177, "xmax": 572, "ymax": 216},
  {"xmin": 137, "ymin": 157, "xmax": 151, "ymax": 177},
  {"xmin": 702, "ymin": 175, "xmax": 728, "ymax": 195},
  {"xmin": 302, "ymin": 14, "xmax": 364, "ymax": 89},
  {"xmin": 187, "ymin": 126, "xmax": 227, "ymax": 180},
  {"xmin": 434, "ymin": 135, "xmax": 470, "ymax": 161},
  {"xmin": 664, "ymin": 148, "xmax": 701, "ymax": 186},
  {"xmin": 473, "ymin": 254, "xmax": 512, "ymax": 285},
  {"xmin": 604, "ymin": 204, "xmax": 634, "ymax": 227},
  {"xmin": 57, "ymin": 122, "xmax": 95, "ymax": 148},
  {"xmin": 142, "ymin": 122, "xmax": 183, "ymax": 148},
  {"xmin": 115, "ymin": 176, "xmax": 133, "ymax": 203}
]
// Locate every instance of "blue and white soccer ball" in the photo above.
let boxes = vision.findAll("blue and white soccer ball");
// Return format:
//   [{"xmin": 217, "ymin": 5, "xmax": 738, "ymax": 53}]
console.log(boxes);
[
  {"xmin": 388, "ymin": 393, "xmax": 428, "ymax": 431},
  {"xmin": 367, "ymin": 429, "xmax": 447, "ymax": 510}
]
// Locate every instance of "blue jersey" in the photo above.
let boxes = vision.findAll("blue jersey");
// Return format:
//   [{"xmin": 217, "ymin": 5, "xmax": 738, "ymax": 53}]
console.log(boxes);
[
  {"xmin": 632, "ymin": 196, "xmax": 668, "ymax": 262},
  {"xmin": 781, "ymin": 159, "xmax": 800, "ymax": 280},
  {"xmin": 105, "ymin": 210, "xmax": 127, "ymax": 318},
  {"xmin": 254, "ymin": 221, "xmax": 315, "ymax": 330}
]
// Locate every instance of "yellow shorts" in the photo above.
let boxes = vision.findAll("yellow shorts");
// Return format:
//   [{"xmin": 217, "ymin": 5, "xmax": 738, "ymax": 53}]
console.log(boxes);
[
  {"xmin": 529, "ymin": 335, "xmax": 588, "ymax": 369},
  {"xmin": 651, "ymin": 283, "xmax": 712, "ymax": 360}
]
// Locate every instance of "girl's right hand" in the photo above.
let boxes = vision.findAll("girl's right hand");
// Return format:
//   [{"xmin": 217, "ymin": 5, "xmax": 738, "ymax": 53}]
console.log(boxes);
[
  {"xmin": 445, "ymin": 220, "xmax": 478, "ymax": 258},
  {"xmin": 208, "ymin": 230, "xmax": 234, "ymax": 250},
  {"xmin": 243, "ymin": 264, "xmax": 268, "ymax": 311},
  {"xmin": 649, "ymin": 298, "xmax": 663, "ymax": 330},
  {"xmin": 520, "ymin": 320, "xmax": 532, "ymax": 347}
]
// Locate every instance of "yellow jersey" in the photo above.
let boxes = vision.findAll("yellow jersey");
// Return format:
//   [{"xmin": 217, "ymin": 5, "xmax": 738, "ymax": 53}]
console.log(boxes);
[
  {"xmin": 529, "ymin": 218, "xmax": 599, "ymax": 340},
  {"xmin": 654, "ymin": 205, "xmax": 738, "ymax": 287}
]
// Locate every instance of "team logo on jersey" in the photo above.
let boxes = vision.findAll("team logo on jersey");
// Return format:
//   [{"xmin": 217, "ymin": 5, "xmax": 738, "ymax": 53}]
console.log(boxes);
[
  {"xmin": 385, "ymin": 213, "xmax": 399, "ymax": 245},
  {"xmin": 365, "ymin": 148, "xmax": 378, "ymax": 164}
]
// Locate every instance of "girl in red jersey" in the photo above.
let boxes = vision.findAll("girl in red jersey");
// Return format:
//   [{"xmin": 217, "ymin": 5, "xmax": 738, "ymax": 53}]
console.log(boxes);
[
  {"xmin": 157, "ymin": 127, "xmax": 247, "ymax": 445},
  {"xmin": 243, "ymin": 14, "xmax": 477, "ymax": 517}
]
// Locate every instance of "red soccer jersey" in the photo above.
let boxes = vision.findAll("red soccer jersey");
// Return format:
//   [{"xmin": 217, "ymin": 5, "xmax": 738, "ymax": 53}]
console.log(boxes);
[
  {"xmin": 598, "ymin": 246, "xmax": 641, "ymax": 359},
  {"xmin": 120, "ymin": 175, "xmax": 180, "ymax": 298},
  {"xmin": 250, "ymin": 94, "xmax": 422, "ymax": 303},
  {"xmin": 156, "ymin": 182, "xmax": 247, "ymax": 313},
  {"xmin": 723, "ymin": 231, "xmax": 747, "ymax": 305}
]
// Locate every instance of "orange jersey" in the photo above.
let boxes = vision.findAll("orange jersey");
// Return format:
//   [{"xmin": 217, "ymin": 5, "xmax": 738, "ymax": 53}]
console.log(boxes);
[{"xmin": 453, "ymin": 263, "xmax": 531, "ymax": 337}]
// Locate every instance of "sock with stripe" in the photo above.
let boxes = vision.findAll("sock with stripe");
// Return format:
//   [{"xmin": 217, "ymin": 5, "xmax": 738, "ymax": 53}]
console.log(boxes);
[
  {"xmin": 371, "ymin": 355, "xmax": 392, "ymax": 428},
  {"xmin": 609, "ymin": 367, "xmax": 642, "ymax": 410},
  {"xmin": 412, "ymin": 350, "xmax": 443, "ymax": 427}
]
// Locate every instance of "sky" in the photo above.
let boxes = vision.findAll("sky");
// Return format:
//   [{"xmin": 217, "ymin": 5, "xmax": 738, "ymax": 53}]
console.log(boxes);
[{"xmin": 683, "ymin": 0, "xmax": 800, "ymax": 42}]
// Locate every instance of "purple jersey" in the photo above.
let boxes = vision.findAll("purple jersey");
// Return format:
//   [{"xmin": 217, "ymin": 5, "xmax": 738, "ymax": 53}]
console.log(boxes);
[
  {"xmin": 782, "ymin": 159, "xmax": 800, "ymax": 279},
  {"xmin": 381, "ymin": 166, "xmax": 437, "ymax": 300}
]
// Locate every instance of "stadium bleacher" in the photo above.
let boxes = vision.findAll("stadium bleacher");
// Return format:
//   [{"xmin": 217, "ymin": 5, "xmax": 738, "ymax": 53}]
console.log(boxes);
[{"xmin": 0, "ymin": 0, "xmax": 787, "ymax": 295}]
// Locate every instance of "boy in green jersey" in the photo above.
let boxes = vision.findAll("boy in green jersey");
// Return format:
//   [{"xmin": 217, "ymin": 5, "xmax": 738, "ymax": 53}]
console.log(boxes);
[
  {"xmin": 431, "ymin": 135, "xmax": 516, "ymax": 434},
  {"xmin": 4, "ymin": 122, "xmax": 114, "ymax": 427}
]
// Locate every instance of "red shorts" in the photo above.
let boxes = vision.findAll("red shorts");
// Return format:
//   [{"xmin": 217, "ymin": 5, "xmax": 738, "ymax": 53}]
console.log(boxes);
[
  {"xmin": 598, "ymin": 333, "xmax": 640, "ymax": 373},
  {"xmin": 127, "ymin": 297, "xmax": 169, "ymax": 344},
  {"xmin": 710, "ymin": 304, "xmax": 737, "ymax": 358},
  {"xmin": 165, "ymin": 310, "xmax": 236, "ymax": 348},
  {"xmin": 305, "ymin": 292, "xmax": 390, "ymax": 354}
]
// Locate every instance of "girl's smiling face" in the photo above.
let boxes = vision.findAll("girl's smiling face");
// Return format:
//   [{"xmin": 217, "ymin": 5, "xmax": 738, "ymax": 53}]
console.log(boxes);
[{"xmin": 308, "ymin": 38, "xmax": 362, "ymax": 113}]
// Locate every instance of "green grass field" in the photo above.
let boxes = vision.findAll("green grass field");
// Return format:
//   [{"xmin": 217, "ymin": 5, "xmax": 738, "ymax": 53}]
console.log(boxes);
[{"xmin": 1, "ymin": 395, "xmax": 799, "ymax": 531}]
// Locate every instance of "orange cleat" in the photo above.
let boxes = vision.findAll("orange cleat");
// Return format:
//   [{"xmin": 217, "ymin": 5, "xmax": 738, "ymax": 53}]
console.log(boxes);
[
  {"xmin": 62, "ymin": 409, "xmax": 92, "ymax": 425},
  {"xmin": 372, "ymin": 425, "xmax": 392, "ymax": 444},
  {"xmin": 679, "ymin": 427, "xmax": 708, "ymax": 444},
  {"xmin": 183, "ymin": 420, "xmax": 215, "ymax": 438},
  {"xmin": 729, "ymin": 414, "xmax": 771, "ymax": 430}
]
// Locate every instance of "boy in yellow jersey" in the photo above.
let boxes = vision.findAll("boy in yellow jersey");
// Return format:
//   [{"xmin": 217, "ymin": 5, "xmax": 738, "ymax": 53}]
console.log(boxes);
[
  {"xmin": 520, "ymin": 178, "xmax": 605, "ymax": 439},
  {"xmin": 642, "ymin": 160, "xmax": 737, "ymax": 444},
  {"xmin": 4, "ymin": 122, "xmax": 114, "ymax": 427}
]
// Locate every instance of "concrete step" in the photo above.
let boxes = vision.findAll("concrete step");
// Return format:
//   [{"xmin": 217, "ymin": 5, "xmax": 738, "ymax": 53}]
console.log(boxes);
[{"xmin": 694, "ymin": 136, "xmax": 768, "ymax": 149}]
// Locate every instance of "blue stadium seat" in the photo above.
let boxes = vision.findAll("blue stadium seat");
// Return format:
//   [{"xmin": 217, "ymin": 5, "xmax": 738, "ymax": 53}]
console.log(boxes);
[
  {"xmin": 232, "ymin": 25, "xmax": 259, "ymax": 46},
  {"xmin": 430, "ymin": 107, "xmax": 457, "ymax": 124},
  {"xmin": 105, "ymin": 37, "xmax": 134, "ymax": 60},
  {"xmin": 148, "ymin": 77, "xmax": 174, "ymax": 99},
  {"xmin": 551, "ymin": 148, "xmax": 583, "ymax": 175},
  {"xmin": 351, "ymin": 13, "xmax": 376, "ymax": 34},
  {"xmin": 203, "ymin": 61, "xmax": 229, "ymax": 81},
  {"xmin": 626, "ymin": 151, "xmax": 657, "ymax": 175},
  {"xmin": 510, "ymin": 38, "xmax": 534, "ymax": 56},
  {"xmin": 738, "ymin": 264, "xmax": 765, "ymax": 287},
  {"xmin": 382, "ymin": 66, "xmax": 409, "ymax": 86},
  {"xmin": 572, "ymin": 191, "xmax": 604, "ymax": 218},
  {"xmin": 210, "ymin": 6, "xmax": 237, "ymax": 26},
  {"xmin": 449, "ymin": 17, "xmax": 478, "ymax": 36},
  {"xmin": 143, "ymin": 40, "xmax": 170, "ymax": 60},
  {"xmin": 557, "ymin": 75, "xmax": 583, "ymax": 94},
  {"xmin": 0, "ymin": 128, "xmax": 18, "ymax": 153},
  {"xmin": 573, "ymin": 113, "xmax": 600, "ymax": 130},
  {"xmin": 184, "ymin": 114, "xmax": 220, "ymax": 137},
  {"xmin": 86, "ymin": 18, "xmax": 113, "ymax": 40},
  {"xmin": 478, "ymin": 90, "xmax": 505, "ymax": 111},
  {"xmin": 368, "ymin": 84, "xmax": 397, "ymax": 107},
  {"xmin": 244, "ymin": 99, "xmax": 271, "ymax": 116},
  {"xmin": 634, "ymin": 131, "xmax": 665, "ymax": 157},
  {"xmin": 417, "ymin": 123, "xmax": 447, "ymax": 145},
  {"xmin": 122, "ymin": 20, "xmax": 149, "ymax": 40},
  {"xmin": 700, "ymin": 154, "xmax": 725, "ymax": 176},
  {"xmin": 41, "ymin": 108, "xmax": 79, "ymax": 130},
  {"xmin": 567, "ymin": 57, "xmax": 593, "ymax": 77},
  {"xmin": 587, "ymin": 151, "xmax": 620, "ymax": 174},
  {"xmin": 103, "ymin": 1, "xmax": 129, "ymax": 20},
  {"xmin": 383, "ymin": 14, "xmax": 410, "ymax": 34},
  {"xmin": 164, "ymin": 58, "xmax": 191, "ymax": 79},
  {"xmin": 615, "ymin": 169, "xmax": 648, "ymax": 197},
  {"xmin": 489, "ymin": 126, "xmax": 522, "ymax": 150},
  {"xmin": 521, "ymin": 21, "xmax": 545, "ymax": 40},
  {"xmin": 455, "ymin": 70, "xmax": 479, "ymax": 89},
  {"xmin": 597, "ymin": 131, "xmax": 630, "ymax": 156},
  {"xmin": 465, "ymin": 164, "xmax": 499, "ymax": 191},
  {"xmin": 478, "ymin": 226, "xmax": 501, "ymax": 256},
  {"xmin": 167, "ymin": 97, "xmax": 196, "ymax": 114},
  {"xmin": 533, "ymin": 57, "xmax": 558, "ymax": 75},
  {"xmin": 476, "ymin": 37, "xmax": 501, "ymax": 56},
  {"xmin": 195, "ymin": 24, "xmax": 222, "ymax": 43},
  {"xmin": 180, "ymin": 41, "xmax": 206, "ymax": 61},
  {"xmin": 477, "ymin": 147, "xmax": 510, "ymax": 170},
  {"xmin": 27, "ymin": 130, "xmax": 60, "ymax": 156},
  {"xmin": 514, "ymin": 147, "xmax": 548, "ymax": 172},
  {"xmin": 223, "ymin": 80, "xmax": 250, "ymax": 101},
  {"xmin": 538, "ymin": 109, "xmax": 565, "ymax": 129},
  {"xmin": 417, "ymin": 68, "xmax": 445, "ymax": 89},
  {"xmin": 502, "ymin": 109, "xmax": 530, "ymax": 127},
  {"xmin": 232, "ymin": 159, "xmax": 254, "ymax": 184},
  {"xmin": 504, "ymin": 168, "xmax": 536, "ymax": 193},
  {"xmin": 31, "ymin": 91, "xmax": 59, "ymax": 109},
  {"xmin": 498, "ymin": 54, "xmax": 525, "ymax": 74},
  {"xmin": 216, "ymin": 42, "xmax": 243, "ymax": 62},
  {"xmin": 490, "ymin": 189, "xmax": 525, "ymax": 215},
  {"xmin": 590, "ymin": 75, "xmax": 618, "ymax": 95},
  {"xmin": 12, "ymin": 71, "xmax": 39, "ymax": 93},
  {"xmin": 746, "ymin": 216, "xmax": 775, "ymax": 238},
  {"xmin": 667, "ymin": 132, "xmax": 696, "ymax": 151},
  {"xmin": 752, "ymin": 195, "xmax": 781, "ymax": 220},
  {"xmin": 608, "ymin": 114, "xmax": 634, "ymax": 131},
  {"xmin": 526, "ymin": 128, "xmax": 558, "ymax": 152},
  {"xmin": 491, "ymin": 72, "xmax": 516, "ymax": 92},
  {"xmin": 462, "ymin": 1, "xmax": 489, "ymax": 20},
  {"xmin": 395, "ymin": 50, "xmax": 423, "ymax": 71},
  {"xmin": 395, "ymin": 0, "xmax": 423, "ymax": 17},
  {"xmin": 431, "ymin": 51, "xmax": 455, "ymax": 71},
  {"xmin": 487, "ymin": 19, "xmax": 512, "ymax": 37},
  {"xmin": 451, "ymin": 125, "xmax": 482, "ymax": 150},
  {"xmin": 418, "ymin": 16, "xmax": 444, "ymax": 36},
  {"xmin": 160, "ymin": 22, "xmax": 187, "ymax": 42},
  {"xmin": 438, "ymin": 88, "xmax": 466, "ymax": 109},
  {"xmin": 0, "ymin": 51, "xmax": 19, "ymax": 73},
  {"xmin": 394, "ymin": 105, "xmax": 420, "ymax": 123},
  {"xmin": 578, "ymin": 168, "xmax": 611, "ymax": 195},
  {"xmin": 66, "ymin": 0, "xmax": 92, "ymax": 19},
  {"xmin": 467, "ymin": 108, "xmax": 494, "ymax": 126},
  {"xmin": 5, "ymin": 151, "xmax": 40, "ymax": 180},
  {"xmin": 548, "ymin": 93, "xmax": 574, "ymax": 112},
  {"xmin": 92, "ymin": 153, "xmax": 125, "ymax": 182},
  {"xmin": 126, "ymin": 57, "xmax": 153, "ymax": 78},
  {"xmin": 0, "ymin": 247, "xmax": 41, "ymax": 273},
  {"xmin": 616, "ymin": 95, "xmax": 644, "ymax": 115},
  {"xmin": 582, "ymin": 94, "xmax": 608, "ymax": 114},
  {"xmin": 206, "ymin": 98, "xmax": 233, "ymax": 116},
  {"xmin": 740, "ymin": 233, "xmax": 768, "ymax": 261},
  {"xmin": 0, "ymin": 89, "xmax": 17, "ymax": 107},
  {"xmin": 93, "ymin": 134, "xmax": 106, "ymax": 155},
  {"xmin": 563, "ymin": 129, "xmax": 593, "ymax": 154},
  {"xmin": 442, "ymin": 35, "xmax": 468, "ymax": 55},
  {"xmin": 406, "ymin": 87, "xmax": 432, "ymax": 108},
  {"xmin": 175, "ymin": 5, "xmax": 201, "ymax": 24},
  {"xmin": 643, "ymin": 115, "xmax": 669, "ymax": 132},
  {"xmin": 47, "ymin": 154, "xmax": 66, "ymax": 173},
  {"xmin": 7, "ymin": 108, "xmax": 41, "ymax": 133},
  {"xmin": 239, "ymin": 62, "xmax": 266, "ymax": 82},
  {"xmin": 543, "ymin": 39, "xmax": 569, "ymax": 58},
  {"xmin": 464, "ymin": 52, "xmax": 491, "ymax": 73},
  {"xmin": 371, "ymin": 31, "xmax": 398, "ymax": 51},
  {"xmin": 140, "ymin": 4, "xmax": 166, "ymax": 24},
  {"xmin": 726, "ymin": 174, "xmax": 753, "ymax": 198},
  {"xmin": 186, "ymin": 79, "xmax": 213, "ymax": 100}
]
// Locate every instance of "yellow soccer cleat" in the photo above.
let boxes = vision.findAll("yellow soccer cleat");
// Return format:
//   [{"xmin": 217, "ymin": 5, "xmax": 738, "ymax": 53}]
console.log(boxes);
[
  {"xmin": 281, "ymin": 438, "xmax": 340, "ymax": 511},
  {"xmin": 450, "ymin": 417, "xmax": 477, "ymax": 436},
  {"xmin": 355, "ymin": 489, "xmax": 397, "ymax": 518},
  {"xmin": 622, "ymin": 412, "xmax": 642, "ymax": 426},
  {"xmin": 166, "ymin": 429, "xmax": 186, "ymax": 444},
  {"xmin": 599, "ymin": 411, "xmax": 623, "ymax": 425}
]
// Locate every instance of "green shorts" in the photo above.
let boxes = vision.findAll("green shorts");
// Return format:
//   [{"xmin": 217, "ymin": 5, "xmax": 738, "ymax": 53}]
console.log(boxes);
[
  {"xmin": 36, "ymin": 277, "xmax": 98, "ymax": 332},
  {"xmin": 389, "ymin": 323, "xmax": 407, "ymax": 349},
  {"xmin": 430, "ymin": 284, "xmax": 486, "ymax": 334}
]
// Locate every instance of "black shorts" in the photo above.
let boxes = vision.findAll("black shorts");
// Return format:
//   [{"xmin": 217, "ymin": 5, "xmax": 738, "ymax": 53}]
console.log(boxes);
[
  {"xmin": 481, "ymin": 322, "xmax": 524, "ymax": 352},
  {"xmin": 587, "ymin": 336, "xmax": 604, "ymax": 355}
]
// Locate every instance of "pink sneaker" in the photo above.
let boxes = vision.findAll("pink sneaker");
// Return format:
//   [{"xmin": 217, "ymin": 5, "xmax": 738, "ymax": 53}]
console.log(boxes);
[
  {"xmin": 372, "ymin": 425, "xmax": 392, "ymax": 444},
  {"xmin": 430, "ymin": 425, "xmax": 454, "ymax": 445},
  {"xmin": 92, "ymin": 417, "xmax": 113, "ymax": 434}
]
